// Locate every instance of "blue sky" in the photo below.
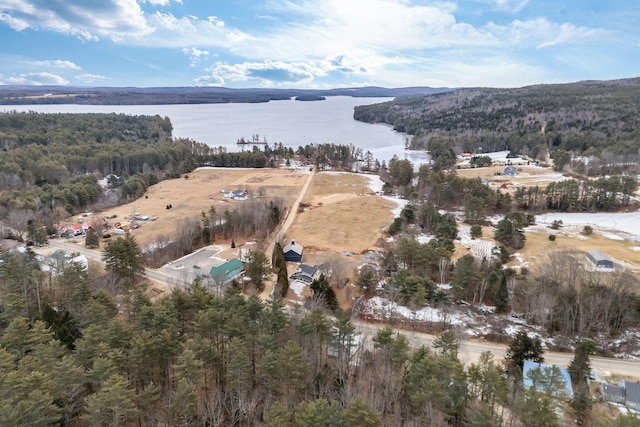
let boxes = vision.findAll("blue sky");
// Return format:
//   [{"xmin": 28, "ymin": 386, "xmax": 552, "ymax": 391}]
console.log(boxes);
[{"xmin": 0, "ymin": 0, "xmax": 638, "ymax": 88}]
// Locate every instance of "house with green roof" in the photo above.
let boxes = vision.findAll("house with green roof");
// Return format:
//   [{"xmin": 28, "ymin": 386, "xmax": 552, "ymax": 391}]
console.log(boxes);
[{"xmin": 209, "ymin": 258, "xmax": 244, "ymax": 286}]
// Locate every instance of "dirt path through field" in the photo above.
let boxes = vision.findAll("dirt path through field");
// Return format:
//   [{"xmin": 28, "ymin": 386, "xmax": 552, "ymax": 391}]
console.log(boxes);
[{"xmin": 260, "ymin": 166, "xmax": 317, "ymax": 299}]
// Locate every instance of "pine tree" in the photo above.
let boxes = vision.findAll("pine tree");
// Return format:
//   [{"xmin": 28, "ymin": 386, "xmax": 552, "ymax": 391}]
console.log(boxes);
[
  {"xmin": 102, "ymin": 234, "xmax": 145, "ymax": 283},
  {"xmin": 85, "ymin": 226, "xmax": 100, "ymax": 248},
  {"xmin": 82, "ymin": 374, "xmax": 138, "ymax": 426},
  {"xmin": 568, "ymin": 340, "xmax": 596, "ymax": 385},
  {"xmin": 495, "ymin": 273, "xmax": 510, "ymax": 314},
  {"xmin": 505, "ymin": 331, "xmax": 544, "ymax": 370},
  {"xmin": 433, "ymin": 329, "xmax": 460, "ymax": 359}
]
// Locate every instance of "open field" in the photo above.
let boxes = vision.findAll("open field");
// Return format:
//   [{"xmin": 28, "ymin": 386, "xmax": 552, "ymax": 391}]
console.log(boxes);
[
  {"xmin": 90, "ymin": 167, "xmax": 309, "ymax": 250},
  {"xmin": 286, "ymin": 172, "xmax": 396, "ymax": 253},
  {"xmin": 69, "ymin": 166, "xmax": 640, "ymax": 302},
  {"xmin": 457, "ymin": 164, "xmax": 571, "ymax": 190}
]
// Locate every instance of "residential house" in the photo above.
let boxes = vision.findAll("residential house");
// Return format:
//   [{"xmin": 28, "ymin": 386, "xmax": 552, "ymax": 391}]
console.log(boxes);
[
  {"xmin": 623, "ymin": 381, "xmax": 640, "ymax": 411},
  {"xmin": 283, "ymin": 240, "xmax": 304, "ymax": 262},
  {"xmin": 43, "ymin": 250, "xmax": 89, "ymax": 275},
  {"xmin": 600, "ymin": 383, "xmax": 626, "ymax": 405},
  {"xmin": 290, "ymin": 263, "xmax": 321, "ymax": 284},
  {"xmin": 503, "ymin": 165, "xmax": 517, "ymax": 176}
]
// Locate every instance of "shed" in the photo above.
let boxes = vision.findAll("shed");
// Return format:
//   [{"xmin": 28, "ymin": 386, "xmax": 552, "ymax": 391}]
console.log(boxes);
[
  {"xmin": 523, "ymin": 360, "xmax": 574, "ymax": 398},
  {"xmin": 600, "ymin": 383, "xmax": 626, "ymax": 405},
  {"xmin": 586, "ymin": 250, "xmax": 614, "ymax": 270},
  {"xmin": 283, "ymin": 240, "xmax": 304, "ymax": 262},
  {"xmin": 209, "ymin": 258, "xmax": 244, "ymax": 285},
  {"xmin": 624, "ymin": 381, "xmax": 640, "ymax": 411}
]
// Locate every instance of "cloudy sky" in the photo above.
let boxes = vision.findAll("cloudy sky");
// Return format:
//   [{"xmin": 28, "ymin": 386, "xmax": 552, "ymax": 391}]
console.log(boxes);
[{"xmin": 0, "ymin": 0, "xmax": 638, "ymax": 88}]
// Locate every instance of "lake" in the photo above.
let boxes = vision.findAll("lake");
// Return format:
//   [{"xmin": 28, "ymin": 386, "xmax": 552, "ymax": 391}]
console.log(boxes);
[{"xmin": 0, "ymin": 96, "xmax": 429, "ymax": 165}]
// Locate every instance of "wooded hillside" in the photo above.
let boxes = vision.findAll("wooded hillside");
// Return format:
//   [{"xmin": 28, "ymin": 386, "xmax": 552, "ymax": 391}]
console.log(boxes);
[{"xmin": 354, "ymin": 78, "xmax": 640, "ymax": 162}]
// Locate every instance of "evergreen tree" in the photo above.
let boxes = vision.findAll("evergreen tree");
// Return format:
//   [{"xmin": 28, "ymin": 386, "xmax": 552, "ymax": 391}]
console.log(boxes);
[
  {"xmin": 245, "ymin": 249, "xmax": 270, "ymax": 291},
  {"xmin": 102, "ymin": 234, "xmax": 145, "ymax": 284},
  {"xmin": 505, "ymin": 331, "xmax": 544, "ymax": 370},
  {"xmin": 570, "ymin": 381, "xmax": 593, "ymax": 426},
  {"xmin": 568, "ymin": 340, "xmax": 596, "ymax": 385},
  {"xmin": 345, "ymin": 397, "xmax": 383, "ymax": 427},
  {"xmin": 85, "ymin": 226, "xmax": 100, "ymax": 248},
  {"xmin": 82, "ymin": 374, "xmax": 138, "ymax": 426},
  {"xmin": 495, "ymin": 273, "xmax": 510, "ymax": 314},
  {"xmin": 310, "ymin": 274, "xmax": 339, "ymax": 311},
  {"xmin": 433, "ymin": 329, "xmax": 460, "ymax": 359}
]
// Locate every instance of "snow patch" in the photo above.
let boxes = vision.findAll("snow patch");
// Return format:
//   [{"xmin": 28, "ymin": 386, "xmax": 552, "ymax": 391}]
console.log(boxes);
[{"xmin": 289, "ymin": 280, "xmax": 307, "ymax": 298}]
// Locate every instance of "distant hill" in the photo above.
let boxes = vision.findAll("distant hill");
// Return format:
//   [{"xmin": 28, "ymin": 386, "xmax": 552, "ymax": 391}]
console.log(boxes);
[
  {"xmin": 353, "ymin": 77, "xmax": 640, "ymax": 159},
  {"xmin": 0, "ymin": 85, "xmax": 451, "ymax": 105}
]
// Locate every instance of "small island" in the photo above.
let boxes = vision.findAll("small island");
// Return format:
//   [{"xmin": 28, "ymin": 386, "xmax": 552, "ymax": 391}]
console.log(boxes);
[
  {"xmin": 237, "ymin": 134, "xmax": 268, "ymax": 144},
  {"xmin": 294, "ymin": 95, "xmax": 326, "ymax": 101}
]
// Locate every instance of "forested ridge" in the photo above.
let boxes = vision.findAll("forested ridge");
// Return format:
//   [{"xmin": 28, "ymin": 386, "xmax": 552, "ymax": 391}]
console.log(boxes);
[
  {"xmin": 354, "ymin": 77, "xmax": 640, "ymax": 164},
  {"xmin": 0, "ymin": 85, "xmax": 450, "ymax": 105}
]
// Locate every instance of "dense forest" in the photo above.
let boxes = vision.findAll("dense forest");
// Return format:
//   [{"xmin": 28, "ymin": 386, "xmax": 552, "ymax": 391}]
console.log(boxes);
[
  {"xmin": 0, "ymin": 241, "xmax": 634, "ymax": 426},
  {"xmin": 354, "ymin": 78, "xmax": 640, "ymax": 173}
]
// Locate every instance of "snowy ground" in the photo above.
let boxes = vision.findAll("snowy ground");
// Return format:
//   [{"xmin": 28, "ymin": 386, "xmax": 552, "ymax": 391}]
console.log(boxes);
[
  {"xmin": 289, "ymin": 280, "xmax": 307, "ymax": 298},
  {"xmin": 529, "ymin": 211, "xmax": 640, "ymax": 243},
  {"xmin": 364, "ymin": 174, "xmax": 408, "ymax": 217},
  {"xmin": 359, "ymin": 295, "xmax": 640, "ymax": 360}
]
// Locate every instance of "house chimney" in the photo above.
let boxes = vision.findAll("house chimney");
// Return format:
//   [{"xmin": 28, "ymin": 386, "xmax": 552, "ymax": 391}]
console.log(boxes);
[{"xmin": 291, "ymin": 240, "xmax": 295, "ymax": 245}]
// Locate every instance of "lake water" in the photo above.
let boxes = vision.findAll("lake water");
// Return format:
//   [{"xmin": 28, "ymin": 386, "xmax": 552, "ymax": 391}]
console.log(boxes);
[{"xmin": 1, "ymin": 96, "xmax": 429, "ymax": 165}]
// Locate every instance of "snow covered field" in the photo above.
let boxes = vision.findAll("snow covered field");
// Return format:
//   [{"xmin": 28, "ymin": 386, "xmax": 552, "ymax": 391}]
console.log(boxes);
[{"xmin": 530, "ymin": 211, "xmax": 640, "ymax": 243}]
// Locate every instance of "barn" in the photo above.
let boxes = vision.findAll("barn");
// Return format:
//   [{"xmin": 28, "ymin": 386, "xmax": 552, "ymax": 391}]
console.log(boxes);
[
  {"xmin": 283, "ymin": 240, "xmax": 304, "ymax": 262},
  {"xmin": 586, "ymin": 250, "xmax": 614, "ymax": 270}
]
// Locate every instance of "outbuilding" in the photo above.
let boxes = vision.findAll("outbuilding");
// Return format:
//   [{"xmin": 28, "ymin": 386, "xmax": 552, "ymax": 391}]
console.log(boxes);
[
  {"xmin": 283, "ymin": 240, "xmax": 304, "ymax": 262},
  {"xmin": 209, "ymin": 258, "xmax": 244, "ymax": 286},
  {"xmin": 586, "ymin": 250, "xmax": 614, "ymax": 270}
]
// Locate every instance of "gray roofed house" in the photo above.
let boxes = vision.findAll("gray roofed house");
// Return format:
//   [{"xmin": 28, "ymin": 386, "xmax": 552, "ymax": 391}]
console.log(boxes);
[
  {"xmin": 290, "ymin": 263, "xmax": 320, "ymax": 284},
  {"xmin": 503, "ymin": 165, "xmax": 517, "ymax": 176},
  {"xmin": 283, "ymin": 240, "xmax": 304, "ymax": 262},
  {"xmin": 586, "ymin": 250, "xmax": 614, "ymax": 270},
  {"xmin": 624, "ymin": 381, "xmax": 640, "ymax": 411},
  {"xmin": 601, "ymin": 383, "xmax": 626, "ymax": 405}
]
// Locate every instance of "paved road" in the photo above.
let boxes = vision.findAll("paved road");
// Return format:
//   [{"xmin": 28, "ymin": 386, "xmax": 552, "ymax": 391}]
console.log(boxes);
[
  {"xmin": 41, "ymin": 231, "xmax": 640, "ymax": 380},
  {"xmin": 352, "ymin": 320, "xmax": 640, "ymax": 379},
  {"xmin": 41, "ymin": 239, "xmax": 176, "ymax": 288}
]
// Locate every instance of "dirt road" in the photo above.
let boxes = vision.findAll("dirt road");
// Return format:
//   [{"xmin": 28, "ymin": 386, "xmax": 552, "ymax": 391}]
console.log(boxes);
[{"xmin": 260, "ymin": 166, "xmax": 316, "ymax": 298}]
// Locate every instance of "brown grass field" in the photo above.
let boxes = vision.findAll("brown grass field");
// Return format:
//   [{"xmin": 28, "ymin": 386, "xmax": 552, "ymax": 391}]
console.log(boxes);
[
  {"xmin": 75, "ymin": 166, "xmax": 638, "ymax": 303},
  {"xmin": 93, "ymin": 167, "xmax": 308, "ymax": 250}
]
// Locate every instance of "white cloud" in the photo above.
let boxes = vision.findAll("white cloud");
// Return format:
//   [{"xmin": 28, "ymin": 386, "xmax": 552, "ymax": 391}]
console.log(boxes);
[
  {"xmin": 0, "ymin": 0, "xmax": 154, "ymax": 41},
  {"xmin": 490, "ymin": 0, "xmax": 529, "ymax": 12},
  {"xmin": 182, "ymin": 47, "xmax": 210, "ymax": 67},
  {"xmin": 6, "ymin": 72, "xmax": 69, "ymax": 85},
  {"xmin": 75, "ymin": 73, "xmax": 110, "ymax": 84},
  {"xmin": 28, "ymin": 60, "xmax": 81, "ymax": 70},
  {"xmin": 196, "ymin": 60, "xmax": 320, "ymax": 87},
  {"xmin": 142, "ymin": 0, "xmax": 183, "ymax": 5}
]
